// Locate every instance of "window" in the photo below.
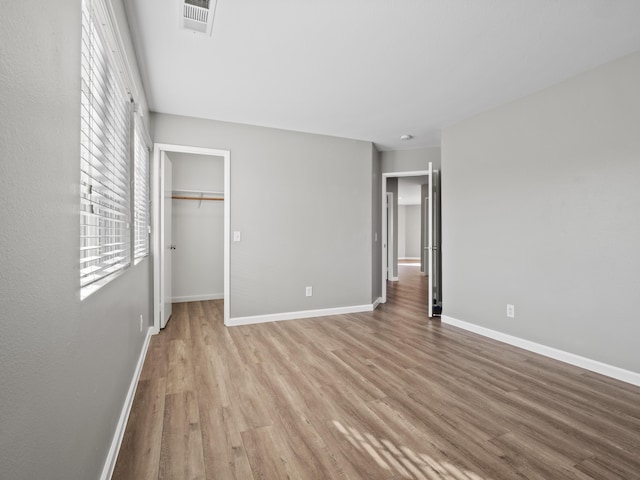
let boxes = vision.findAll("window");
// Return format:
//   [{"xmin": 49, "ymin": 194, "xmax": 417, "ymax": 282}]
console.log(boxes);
[
  {"xmin": 80, "ymin": 0, "xmax": 132, "ymax": 298},
  {"xmin": 133, "ymin": 115, "xmax": 150, "ymax": 263}
]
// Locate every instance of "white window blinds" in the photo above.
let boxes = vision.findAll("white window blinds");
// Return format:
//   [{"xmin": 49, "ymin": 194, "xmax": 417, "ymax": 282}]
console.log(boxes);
[
  {"xmin": 80, "ymin": 0, "xmax": 132, "ymax": 298},
  {"xmin": 133, "ymin": 117, "xmax": 150, "ymax": 263}
]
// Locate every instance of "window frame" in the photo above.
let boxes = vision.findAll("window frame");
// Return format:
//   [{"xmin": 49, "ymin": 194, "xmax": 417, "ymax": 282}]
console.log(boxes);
[
  {"xmin": 80, "ymin": 0, "xmax": 150, "ymax": 299},
  {"xmin": 132, "ymin": 108, "xmax": 151, "ymax": 264}
]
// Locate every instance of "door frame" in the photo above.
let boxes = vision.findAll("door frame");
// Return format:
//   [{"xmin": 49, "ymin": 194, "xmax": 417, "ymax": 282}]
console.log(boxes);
[
  {"xmin": 422, "ymin": 194, "xmax": 428, "ymax": 275},
  {"xmin": 386, "ymin": 192, "xmax": 395, "ymax": 281},
  {"xmin": 381, "ymin": 170, "xmax": 429, "ymax": 304},
  {"xmin": 160, "ymin": 151, "xmax": 172, "ymax": 329},
  {"xmin": 152, "ymin": 143, "xmax": 231, "ymax": 333}
]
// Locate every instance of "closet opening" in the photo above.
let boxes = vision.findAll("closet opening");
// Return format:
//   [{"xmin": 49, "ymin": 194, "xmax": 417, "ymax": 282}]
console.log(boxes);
[{"xmin": 152, "ymin": 144, "xmax": 231, "ymax": 333}]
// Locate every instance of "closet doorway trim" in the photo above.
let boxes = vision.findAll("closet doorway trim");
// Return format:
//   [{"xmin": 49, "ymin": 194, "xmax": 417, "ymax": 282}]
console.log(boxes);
[{"xmin": 152, "ymin": 143, "xmax": 231, "ymax": 333}]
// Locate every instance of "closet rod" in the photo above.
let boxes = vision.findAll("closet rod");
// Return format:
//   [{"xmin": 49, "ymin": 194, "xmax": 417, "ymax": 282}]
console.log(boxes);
[{"xmin": 171, "ymin": 196, "xmax": 224, "ymax": 201}]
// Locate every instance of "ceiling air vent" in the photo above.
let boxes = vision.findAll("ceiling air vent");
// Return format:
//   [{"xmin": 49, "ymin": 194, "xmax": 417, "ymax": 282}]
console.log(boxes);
[{"xmin": 180, "ymin": 0, "xmax": 217, "ymax": 35}]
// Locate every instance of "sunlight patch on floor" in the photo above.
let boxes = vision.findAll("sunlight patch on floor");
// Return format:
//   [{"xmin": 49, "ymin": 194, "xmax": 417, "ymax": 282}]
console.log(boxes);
[{"xmin": 333, "ymin": 420, "xmax": 486, "ymax": 480}]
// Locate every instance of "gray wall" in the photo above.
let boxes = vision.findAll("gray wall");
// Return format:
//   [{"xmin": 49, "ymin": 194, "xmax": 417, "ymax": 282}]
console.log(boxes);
[
  {"xmin": 371, "ymin": 145, "xmax": 382, "ymax": 301},
  {"xmin": 398, "ymin": 205, "xmax": 407, "ymax": 258},
  {"xmin": 442, "ymin": 51, "xmax": 640, "ymax": 374},
  {"xmin": 404, "ymin": 205, "xmax": 422, "ymax": 258},
  {"xmin": 152, "ymin": 113, "xmax": 375, "ymax": 318},
  {"xmin": 169, "ymin": 153, "xmax": 225, "ymax": 301},
  {"xmin": 381, "ymin": 146, "xmax": 441, "ymax": 173},
  {"xmin": 0, "ymin": 1, "xmax": 153, "ymax": 479}
]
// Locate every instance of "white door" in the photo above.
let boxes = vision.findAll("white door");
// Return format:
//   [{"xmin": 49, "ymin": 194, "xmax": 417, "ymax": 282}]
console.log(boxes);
[
  {"xmin": 427, "ymin": 162, "xmax": 435, "ymax": 317},
  {"xmin": 422, "ymin": 192, "xmax": 428, "ymax": 275},
  {"xmin": 427, "ymin": 161, "xmax": 442, "ymax": 317},
  {"xmin": 386, "ymin": 192, "xmax": 394, "ymax": 280},
  {"xmin": 160, "ymin": 152, "xmax": 173, "ymax": 329}
]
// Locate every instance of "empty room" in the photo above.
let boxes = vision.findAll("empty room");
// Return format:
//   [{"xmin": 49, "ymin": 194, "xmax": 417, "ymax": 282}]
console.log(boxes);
[{"xmin": 1, "ymin": 1, "xmax": 640, "ymax": 479}]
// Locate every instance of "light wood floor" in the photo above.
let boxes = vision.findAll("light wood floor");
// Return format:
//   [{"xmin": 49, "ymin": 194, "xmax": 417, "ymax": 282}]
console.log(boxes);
[{"xmin": 113, "ymin": 266, "xmax": 640, "ymax": 479}]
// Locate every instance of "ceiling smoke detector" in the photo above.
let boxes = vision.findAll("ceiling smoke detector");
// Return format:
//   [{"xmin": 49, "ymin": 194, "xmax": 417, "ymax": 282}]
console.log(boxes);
[{"xmin": 180, "ymin": 0, "xmax": 217, "ymax": 35}]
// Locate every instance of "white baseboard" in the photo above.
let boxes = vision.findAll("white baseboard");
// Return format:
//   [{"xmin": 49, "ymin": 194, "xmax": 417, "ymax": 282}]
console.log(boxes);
[
  {"xmin": 100, "ymin": 328, "xmax": 153, "ymax": 480},
  {"xmin": 372, "ymin": 297, "xmax": 383, "ymax": 309},
  {"xmin": 227, "ymin": 303, "xmax": 376, "ymax": 327},
  {"xmin": 172, "ymin": 293, "xmax": 224, "ymax": 303},
  {"xmin": 441, "ymin": 315, "xmax": 640, "ymax": 387},
  {"xmin": 389, "ymin": 276, "xmax": 399, "ymax": 282}
]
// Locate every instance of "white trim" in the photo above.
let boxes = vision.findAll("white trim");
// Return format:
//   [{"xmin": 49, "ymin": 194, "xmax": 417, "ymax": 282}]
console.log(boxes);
[
  {"xmin": 159, "ymin": 151, "xmax": 171, "ymax": 330},
  {"xmin": 99, "ymin": 0, "xmax": 139, "ymax": 101},
  {"xmin": 386, "ymin": 192, "xmax": 394, "ymax": 282},
  {"xmin": 152, "ymin": 143, "xmax": 231, "ymax": 333},
  {"xmin": 152, "ymin": 148, "xmax": 160, "ymax": 333},
  {"xmin": 381, "ymin": 180, "xmax": 387, "ymax": 302},
  {"xmin": 399, "ymin": 257, "xmax": 420, "ymax": 261},
  {"xmin": 389, "ymin": 276, "xmax": 399, "ymax": 282},
  {"xmin": 223, "ymin": 148, "xmax": 230, "ymax": 325},
  {"xmin": 99, "ymin": 328, "xmax": 153, "ymax": 480},
  {"xmin": 372, "ymin": 297, "xmax": 383, "ymax": 309},
  {"xmin": 427, "ymin": 162, "xmax": 433, "ymax": 317},
  {"xmin": 381, "ymin": 170, "xmax": 429, "ymax": 303},
  {"xmin": 441, "ymin": 315, "xmax": 640, "ymax": 387},
  {"xmin": 228, "ymin": 303, "xmax": 376, "ymax": 327},
  {"xmin": 172, "ymin": 293, "xmax": 224, "ymax": 302}
]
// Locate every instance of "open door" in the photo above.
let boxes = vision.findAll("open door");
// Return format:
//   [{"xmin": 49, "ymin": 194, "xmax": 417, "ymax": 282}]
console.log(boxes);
[
  {"xmin": 160, "ymin": 152, "xmax": 173, "ymax": 329},
  {"xmin": 427, "ymin": 162, "xmax": 442, "ymax": 317},
  {"xmin": 386, "ymin": 192, "xmax": 394, "ymax": 280}
]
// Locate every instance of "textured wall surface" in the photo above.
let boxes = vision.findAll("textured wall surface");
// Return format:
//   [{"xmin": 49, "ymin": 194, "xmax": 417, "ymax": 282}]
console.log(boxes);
[
  {"xmin": 381, "ymin": 146, "xmax": 441, "ymax": 173},
  {"xmin": 153, "ymin": 113, "xmax": 375, "ymax": 318},
  {"xmin": 404, "ymin": 205, "xmax": 422, "ymax": 258},
  {"xmin": 169, "ymin": 153, "xmax": 225, "ymax": 300},
  {"xmin": 442, "ymin": 52, "xmax": 640, "ymax": 373},
  {"xmin": 0, "ymin": 1, "xmax": 153, "ymax": 478},
  {"xmin": 398, "ymin": 205, "xmax": 407, "ymax": 258}
]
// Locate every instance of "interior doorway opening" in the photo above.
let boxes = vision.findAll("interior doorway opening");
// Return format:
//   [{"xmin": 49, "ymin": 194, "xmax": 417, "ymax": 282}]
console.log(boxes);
[
  {"xmin": 152, "ymin": 144, "xmax": 231, "ymax": 333},
  {"xmin": 382, "ymin": 171, "xmax": 427, "ymax": 301},
  {"xmin": 381, "ymin": 166, "xmax": 441, "ymax": 317}
]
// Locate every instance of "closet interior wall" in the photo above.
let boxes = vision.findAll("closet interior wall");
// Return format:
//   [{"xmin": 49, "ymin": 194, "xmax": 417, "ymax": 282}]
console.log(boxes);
[{"xmin": 169, "ymin": 152, "xmax": 225, "ymax": 302}]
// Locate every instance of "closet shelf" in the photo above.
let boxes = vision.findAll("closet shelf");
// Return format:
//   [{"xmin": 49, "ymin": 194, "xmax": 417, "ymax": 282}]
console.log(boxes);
[
  {"xmin": 171, "ymin": 189, "xmax": 224, "ymax": 204},
  {"xmin": 172, "ymin": 188, "xmax": 224, "ymax": 195},
  {"xmin": 172, "ymin": 196, "xmax": 223, "ymax": 201}
]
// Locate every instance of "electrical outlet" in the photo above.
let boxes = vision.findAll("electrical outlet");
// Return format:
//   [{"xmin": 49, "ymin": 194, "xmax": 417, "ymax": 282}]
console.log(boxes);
[
  {"xmin": 306, "ymin": 286, "xmax": 313, "ymax": 297},
  {"xmin": 139, "ymin": 314, "xmax": 144, "ymax": 332},
  {"xmin": 506, "ymin": 304, "xmax": 515, "ymax": 318}
]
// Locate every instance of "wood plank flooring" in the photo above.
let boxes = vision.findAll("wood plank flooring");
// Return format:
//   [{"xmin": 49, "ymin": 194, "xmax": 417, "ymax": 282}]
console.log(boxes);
[{"xmin": 113, "ymin": 265, "xmax": 640, "ymax": 479}]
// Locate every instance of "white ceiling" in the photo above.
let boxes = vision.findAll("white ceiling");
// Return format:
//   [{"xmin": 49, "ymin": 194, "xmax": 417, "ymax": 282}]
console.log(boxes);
[{"xmin": 124, "ymin": 0, "xmax": 640, "ymax": 151}]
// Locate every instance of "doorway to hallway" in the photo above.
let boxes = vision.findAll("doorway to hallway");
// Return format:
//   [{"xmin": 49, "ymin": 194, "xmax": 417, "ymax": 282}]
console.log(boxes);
[{"xmin": 381, "ymin": 163, "xmax": 441, "ymax": 317}]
